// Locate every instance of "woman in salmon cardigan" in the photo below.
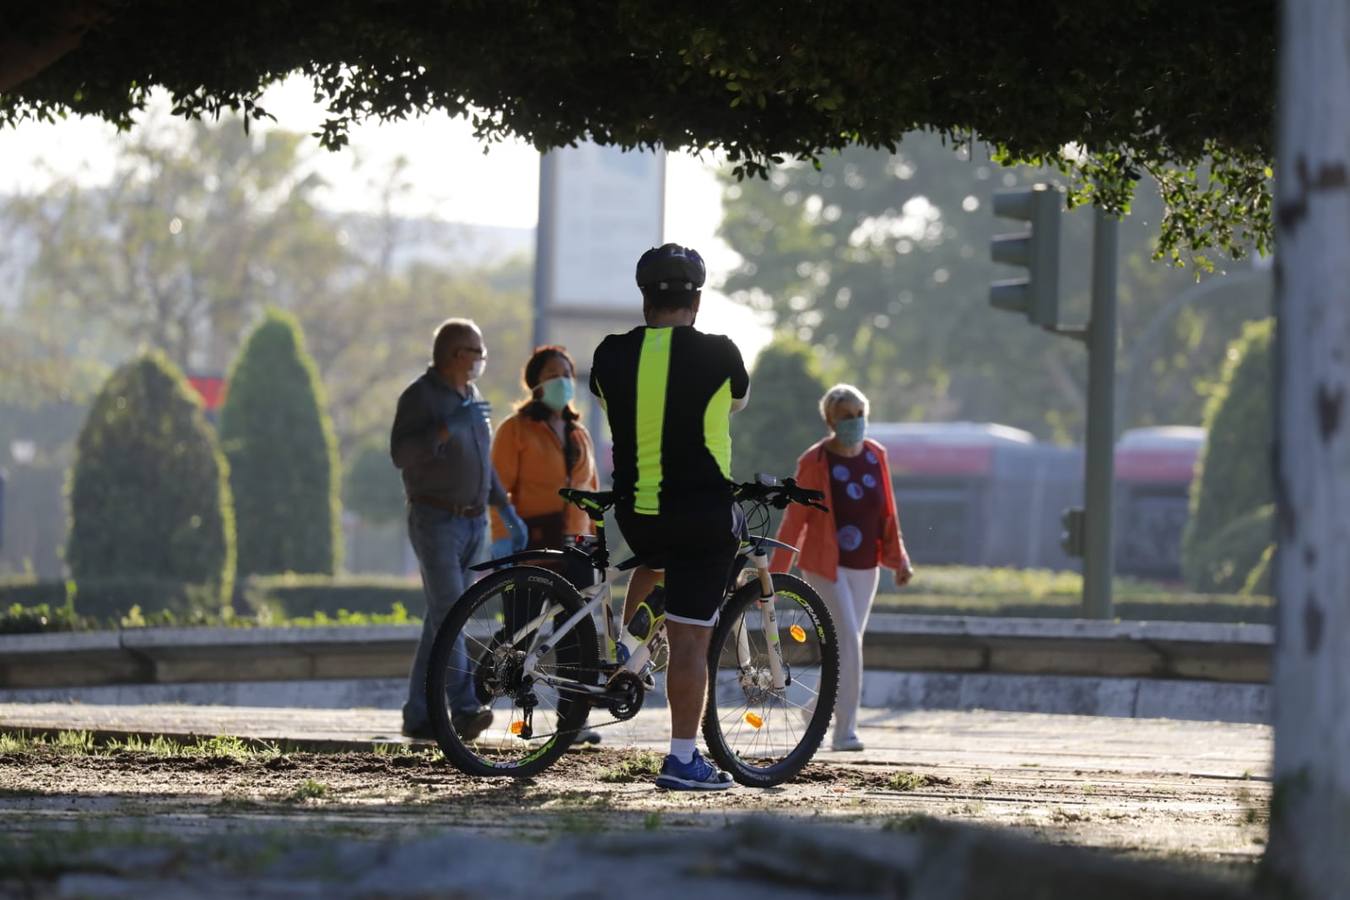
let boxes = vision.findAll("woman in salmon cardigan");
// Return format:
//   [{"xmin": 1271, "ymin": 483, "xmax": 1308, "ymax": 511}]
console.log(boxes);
[{"xmin": 770, "ymin": 384, "xmax": 914, "ymax": 752}]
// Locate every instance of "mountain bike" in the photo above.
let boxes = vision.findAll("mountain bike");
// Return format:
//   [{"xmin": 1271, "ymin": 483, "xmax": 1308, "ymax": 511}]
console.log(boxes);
[{"xmin": 424, "ymin": 478, "xmax": 840, "ymax": 787}]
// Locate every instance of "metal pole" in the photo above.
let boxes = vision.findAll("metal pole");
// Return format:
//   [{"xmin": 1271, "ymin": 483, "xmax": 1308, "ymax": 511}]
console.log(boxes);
[
  {"xmin": 1083, "ymin": 206, "xmax": 1118, "ymax": 619},
  {"xmin": 532, "ymin": 152, "xmax": 556, "ymax": 350}
]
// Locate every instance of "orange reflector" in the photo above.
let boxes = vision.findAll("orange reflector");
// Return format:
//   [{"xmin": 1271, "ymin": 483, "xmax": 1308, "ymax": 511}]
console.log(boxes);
[
  {"xmin": 744, "ymin": 712, "xmax": 763, "ymax": 729},
  {"xmin": 510, "ymin": 721, "xmax": 524, "ymax": 735},
  {"xmin": 789, "ymin": 624, "xmax": 807, "ymax": 643}
]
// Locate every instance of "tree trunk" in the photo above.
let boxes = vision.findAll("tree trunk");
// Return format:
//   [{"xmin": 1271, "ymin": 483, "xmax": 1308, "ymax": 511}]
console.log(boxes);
[{"xmin": 1266, "ymin": 1, "xmax": 1350, "ymax": 895}]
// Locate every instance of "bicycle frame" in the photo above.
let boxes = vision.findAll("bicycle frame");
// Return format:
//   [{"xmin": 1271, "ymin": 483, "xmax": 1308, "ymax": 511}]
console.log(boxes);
[{"xmin": 513, "ymin": 532, "xmax": 803, "ymax": 701}]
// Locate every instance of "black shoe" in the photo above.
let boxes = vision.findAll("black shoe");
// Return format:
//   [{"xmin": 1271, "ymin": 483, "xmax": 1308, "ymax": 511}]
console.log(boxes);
[
  {"xmin": 575, "ymin": 728, "xmax": 602, "ymax": 745},
  {"xmin": 452, "ymin": 707, "xmax": 494, "ymax": 742},
  {"xmin": 401, "ymin": 721, "xmax": 436, "ymax": 741}
]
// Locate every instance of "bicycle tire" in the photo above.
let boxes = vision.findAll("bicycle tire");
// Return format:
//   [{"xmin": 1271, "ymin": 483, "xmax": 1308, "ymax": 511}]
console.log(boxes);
[
  {"xmin": 427, "ymin": 565, "xmax": 599, "ymax": 778},
  {"xmin": 701, "ymin": 573, "xmax": 839, "ymax": 787}
]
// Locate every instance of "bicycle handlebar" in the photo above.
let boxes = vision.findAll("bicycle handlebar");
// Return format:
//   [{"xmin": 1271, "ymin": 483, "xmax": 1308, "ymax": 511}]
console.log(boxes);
[
  {"xmin": 559, "ymin": 478, "xmax": 827, "ymax": 516},
  {"xmin": 733, "ymin": 477, "xmax": 829, "ymax": 512}
]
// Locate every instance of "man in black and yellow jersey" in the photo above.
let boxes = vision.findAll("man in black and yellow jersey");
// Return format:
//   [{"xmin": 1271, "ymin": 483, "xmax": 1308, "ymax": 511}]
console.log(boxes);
[{"xmin": 590, "ymin": 243, "xmax": 749, "ymax": 790}]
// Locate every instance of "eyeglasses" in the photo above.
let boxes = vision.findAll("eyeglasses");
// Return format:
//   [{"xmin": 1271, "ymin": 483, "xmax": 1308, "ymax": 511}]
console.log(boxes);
[{"xmin": 457, "ymin": 346, "xmax": 487, "ymax": 360}]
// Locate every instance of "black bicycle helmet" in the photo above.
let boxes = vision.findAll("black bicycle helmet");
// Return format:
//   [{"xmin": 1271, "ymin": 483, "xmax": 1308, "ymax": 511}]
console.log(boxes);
[{"xmin": 635, "ymin": 243, "xmax": 706, "ymax": 292}]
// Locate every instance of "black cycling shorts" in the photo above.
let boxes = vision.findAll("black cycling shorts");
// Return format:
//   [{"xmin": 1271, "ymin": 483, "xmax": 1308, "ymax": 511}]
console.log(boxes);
[{"xmin": 615, "ymin": 503, "xmax": 740, "ymax": 626}]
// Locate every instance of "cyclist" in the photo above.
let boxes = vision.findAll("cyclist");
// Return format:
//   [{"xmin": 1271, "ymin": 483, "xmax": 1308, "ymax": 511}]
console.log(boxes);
[{"xmin": 590, "ymin": 243, "xmax": 749, "ymax": 790}]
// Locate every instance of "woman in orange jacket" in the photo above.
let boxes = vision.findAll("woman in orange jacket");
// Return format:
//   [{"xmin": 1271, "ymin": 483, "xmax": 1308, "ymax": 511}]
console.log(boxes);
[
  {"xmin": 490, "ymin": 345, "xmax": 602, "ymax": 744},
  {"xmin": 770, "ymin": 384, "xmax": 913, "ymax": 752},
  {"xmin": 489, "ymin": 345, "xmax": 600, "ymax": 579}
]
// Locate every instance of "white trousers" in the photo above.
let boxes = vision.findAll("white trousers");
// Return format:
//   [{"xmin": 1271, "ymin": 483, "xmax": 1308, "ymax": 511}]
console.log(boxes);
[{"xmin": 804, "ymin": 566, "xmax": 880, "ymax": 741}]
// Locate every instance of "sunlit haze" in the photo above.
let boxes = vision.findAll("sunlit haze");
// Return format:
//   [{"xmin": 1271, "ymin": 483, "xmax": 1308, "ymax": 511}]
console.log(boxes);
[{"xmin": 0, "ymin": 75, "xmax": 770, "ymax": 360}]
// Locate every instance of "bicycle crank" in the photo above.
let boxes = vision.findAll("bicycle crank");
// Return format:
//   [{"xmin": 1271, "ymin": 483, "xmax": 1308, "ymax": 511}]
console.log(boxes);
[{"xmin": 603, "ymin": 670, "xmax": 646, "ymax": 721}]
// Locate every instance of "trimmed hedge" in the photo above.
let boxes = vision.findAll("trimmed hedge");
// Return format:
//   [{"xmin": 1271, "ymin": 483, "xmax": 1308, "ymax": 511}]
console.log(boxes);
[
  {"xmin": 70, "ymin": 576, "xmax": 228, "ymax": 623},
  {"xmin": 731, "ymin": 336, "xmax": 832, "ymax": 484},
  {"xmin": 1184, "ymin": 504, "xmax": 1274, "ymax": 595},
  {"xmin": 1243, "ymin": 544, "xmax": 1275, "ymax": 597},
  {"xmin": 242, "ymin": 574, "xmax": 422, "ymax": 619},
  {"xmin": 219, "ymin": 310, "xmax": 342, "ymax": 578},
  {"xmin": 343, "ymin": 438, "xmax": 405, "ymax": 525},
  {"xmin": 0, "ymin": 577, "xmax": 70, "ymax": 608},
  {"xmin": 67, "ymin": 353, "xmax": 236, "ymax": 618},
  {"xmin": 1183, "ymin": 319, "xmax": 1272, "ymax": 592}
]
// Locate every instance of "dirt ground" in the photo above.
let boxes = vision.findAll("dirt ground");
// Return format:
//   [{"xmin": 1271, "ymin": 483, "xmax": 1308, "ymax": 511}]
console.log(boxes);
[{"xmin": 0, "ymin": 741, "xmax": 1268, "ymax": 882}]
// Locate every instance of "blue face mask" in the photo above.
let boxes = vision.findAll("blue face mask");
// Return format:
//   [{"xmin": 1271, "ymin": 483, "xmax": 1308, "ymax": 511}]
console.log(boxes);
[
  {"xmin": 539, "ymin": 376, "xmax": 575, "ymax": 412},
  {"xmin": 834, "ymin": 416, "xmax": 867, "ymax": 446}
]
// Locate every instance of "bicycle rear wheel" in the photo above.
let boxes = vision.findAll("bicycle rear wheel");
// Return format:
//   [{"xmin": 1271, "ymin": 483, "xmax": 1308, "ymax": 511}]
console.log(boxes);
[
  {"xmin": 702, "ymin": 573, "xmax": 839, "ymax": 787},
  {"xmin": 427, "ymin": 566, "xmax": 599, "ymax": 777}
]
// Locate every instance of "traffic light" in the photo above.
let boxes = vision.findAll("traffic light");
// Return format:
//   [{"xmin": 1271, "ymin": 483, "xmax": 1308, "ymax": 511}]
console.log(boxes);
[
  {"xmin": 990, "ymin": 183, "xmax": 1063, "ymax": 328},
  {"xmin": 1060, "ymin": 507, "xmax": 1086, "ymax": 558}
]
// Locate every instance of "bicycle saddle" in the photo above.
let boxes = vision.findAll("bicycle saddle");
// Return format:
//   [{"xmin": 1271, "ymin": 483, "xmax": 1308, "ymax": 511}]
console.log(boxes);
[{"xmin": 558, "ymin": 488, "xmax": 616, "ymax": 519}]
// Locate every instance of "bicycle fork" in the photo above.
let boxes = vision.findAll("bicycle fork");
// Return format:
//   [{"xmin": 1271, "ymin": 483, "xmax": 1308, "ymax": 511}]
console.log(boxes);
[{"xmin": 740, "ymin": 549, "xmax": 789, "ymax": 690}]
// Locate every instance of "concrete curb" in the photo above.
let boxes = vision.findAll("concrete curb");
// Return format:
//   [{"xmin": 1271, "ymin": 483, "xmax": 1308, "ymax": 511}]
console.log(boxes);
[{"xmin": 0, "ymin": 614, "xmax": 1272, "ymax": 690}]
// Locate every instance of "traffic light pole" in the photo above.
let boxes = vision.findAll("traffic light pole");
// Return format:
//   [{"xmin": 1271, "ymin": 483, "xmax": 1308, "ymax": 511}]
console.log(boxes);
[{"xmin": 1082, "ymin": 206, "xmax": 1118, "ymax": 620}]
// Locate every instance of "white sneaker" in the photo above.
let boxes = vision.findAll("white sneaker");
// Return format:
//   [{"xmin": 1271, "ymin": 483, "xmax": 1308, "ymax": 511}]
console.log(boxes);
[{"xmin": 832, "ymin": 735, "xmax": 865, "ymax": 752}]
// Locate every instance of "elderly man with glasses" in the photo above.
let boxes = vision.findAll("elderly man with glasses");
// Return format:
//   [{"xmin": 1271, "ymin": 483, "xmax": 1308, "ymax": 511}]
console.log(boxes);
[{"xmin": 390, "ymin": 317, "xmax": 528, "ymax": 741}]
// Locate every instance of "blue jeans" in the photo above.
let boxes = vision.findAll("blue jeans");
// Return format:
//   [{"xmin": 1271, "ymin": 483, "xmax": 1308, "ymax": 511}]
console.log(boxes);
[{"xmin": 404, "ymin": 504, "xmax": 485, "ymax": 728}]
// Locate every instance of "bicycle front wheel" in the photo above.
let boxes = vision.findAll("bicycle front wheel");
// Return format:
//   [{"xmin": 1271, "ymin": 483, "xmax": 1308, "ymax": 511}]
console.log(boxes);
[
  {"xmin": 427, "ymin": 566, "xmax": 599, "ymax": 778},
  {"xmin": 702, "ymin": 573, "xmax": 839, "ymax": 787}
]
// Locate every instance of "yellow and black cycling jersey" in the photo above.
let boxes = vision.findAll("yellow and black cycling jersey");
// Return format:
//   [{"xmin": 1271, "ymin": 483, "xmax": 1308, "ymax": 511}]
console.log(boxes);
[{"xmin": 590, "ymin": 325, "xmax": 749, "ymax": 516}]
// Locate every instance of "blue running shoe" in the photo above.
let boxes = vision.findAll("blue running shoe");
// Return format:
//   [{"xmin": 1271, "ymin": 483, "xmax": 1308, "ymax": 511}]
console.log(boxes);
[{"xmin": 654, "ymin": 749, "xmax": 734, "ymax": 791}]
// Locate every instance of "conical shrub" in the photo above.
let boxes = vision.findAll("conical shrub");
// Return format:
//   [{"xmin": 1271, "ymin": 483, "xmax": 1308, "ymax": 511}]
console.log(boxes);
[
  {"xmin": 219, "ymin": 310, "xmax": 342, "ymax": 578},
  {"xmin": 67, "ymin": 352, "xmax": 235, "ymax": 619}
]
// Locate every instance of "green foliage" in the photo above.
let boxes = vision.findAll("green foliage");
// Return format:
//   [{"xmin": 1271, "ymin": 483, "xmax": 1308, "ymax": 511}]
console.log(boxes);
[
  {"xmin": 1183, "ymin": 320, "xmax": 1273, "ymax": 590},
  {"xmin": 242, "ymin": 574, "xmax": 421, "ymax": 619},
  {"xmin": 67, "ymin": 354, "xmax": 236, "ymax": 618},
  {"xmin": 718, "ymin": 138, "xmax": 1270, "ymax": 437},
  {"xmin": 219, "ymin": 310, "xmax": 342, "ymax": 578},
  {"xmin": 343, "ymin": 439, "xmax": 405, "ymax": 524},
  {"xmin": 875, "ymin": 563, "xmax": 1272, "ymax": 622},
  {"xmin": 874, "ymin": 593, "xmax": 1271, "ymax": 624},
  {"xmin": 1243, "ymin": 544, "xmax": 1275, "ymax": 597},
  {"xmin": 71, "ymin": 577, "xmax": 231, "ymax": 624},
  {"xmin": 1185, "ymin": 505, "xmax": 1275, "ymax": 595},
  {"xmin": 0, "ymin": 601, "xmax": 87, "ymax": 634},
  {"xmin": 289, "ymin": 779, "xmax": 329, "ymax": 802},
  {"xmin": 1, "ymin": 2, "xmax": 1274, "ymax": 260},
  {"xmin": 731, "ymin": 336, "xmax": 832, "ymax": 482},
  {"xmin": 0, "ymin": 596, "xmax": 415, "ymax": 633},
  {"xmin": 598, "ymin": 751, "xmax": 664, "ymax": 783},
  {"xmin": 2, "ymin": 120, "xmax": 532, "ymax": 580},
  {"xmin": 3, "ymin": 121, "xmax": 347, "ymax": 375}
]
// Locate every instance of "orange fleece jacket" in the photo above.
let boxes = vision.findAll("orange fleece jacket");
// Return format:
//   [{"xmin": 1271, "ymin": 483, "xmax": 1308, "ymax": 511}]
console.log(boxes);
[{"xmin": 490, "ymin": 411, "xmax": 599, "ymax": 541}]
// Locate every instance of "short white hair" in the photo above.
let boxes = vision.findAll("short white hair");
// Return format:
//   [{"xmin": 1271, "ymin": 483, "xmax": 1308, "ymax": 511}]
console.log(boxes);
[{"xmin": 819, "ymin": 383, "xmax": 870, "ymax": 422}]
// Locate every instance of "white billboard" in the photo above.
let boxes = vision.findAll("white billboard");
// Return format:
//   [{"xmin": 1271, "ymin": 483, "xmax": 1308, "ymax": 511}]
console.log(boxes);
[{"xmin": 542, "ymin": 143, "xmax": 665, "ymax": 313}]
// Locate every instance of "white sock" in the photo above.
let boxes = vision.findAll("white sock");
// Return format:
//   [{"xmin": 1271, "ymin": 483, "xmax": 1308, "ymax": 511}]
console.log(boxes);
[{"xmin": 669, "ymin": 737, "xmax": 697, "ymax": 764}]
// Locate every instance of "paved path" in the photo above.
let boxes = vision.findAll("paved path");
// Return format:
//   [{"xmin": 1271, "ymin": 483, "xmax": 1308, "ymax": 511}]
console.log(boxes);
[
  {"xmin": 0, "ymin": 702, "xmax": 1273, "ymax": 872},
  {"xmin": 0, "ymin": 702, "xmax": 1272, "ymax": 779}
]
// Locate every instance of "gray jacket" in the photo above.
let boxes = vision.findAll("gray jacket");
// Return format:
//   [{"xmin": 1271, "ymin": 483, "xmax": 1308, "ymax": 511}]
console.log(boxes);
[{"xmin": 390, "ymin": 367, "xmax": 507, "ymax": 510}]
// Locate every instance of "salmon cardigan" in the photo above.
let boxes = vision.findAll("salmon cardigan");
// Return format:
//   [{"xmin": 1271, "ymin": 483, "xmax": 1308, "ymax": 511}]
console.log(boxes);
[
  {"xmin": 490, "ymin": 411, "xmax": 599, "ymax": 541},
  {"xmin": 769, "ymin": 437, "xmax": 910, "ymax": 581}
]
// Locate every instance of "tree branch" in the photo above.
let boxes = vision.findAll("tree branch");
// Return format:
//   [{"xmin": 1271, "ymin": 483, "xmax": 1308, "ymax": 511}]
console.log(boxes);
[{"xmin": 0, "ymin": 2, "xmax": 111, "ymax": 94}]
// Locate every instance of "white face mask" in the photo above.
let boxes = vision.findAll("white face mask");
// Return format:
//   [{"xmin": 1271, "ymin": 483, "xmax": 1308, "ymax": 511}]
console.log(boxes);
[{"xmin": 469, "ymin": 358, "xmax": 486, "ymax": 381}]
